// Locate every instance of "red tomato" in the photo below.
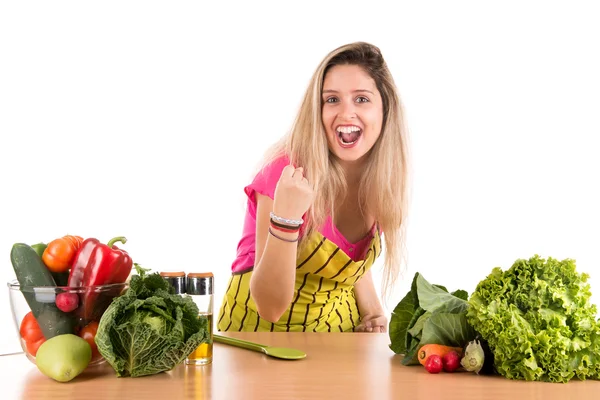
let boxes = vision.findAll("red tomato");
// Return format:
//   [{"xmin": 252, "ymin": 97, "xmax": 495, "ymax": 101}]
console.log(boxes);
[
  {"xmin": 20, "ymin": 312, "xmax": 45, "ymax": 357},
  {"xmin": 42, "ymin": 235, "xmax": 84, "ymax": 273},
  {"xmin": 79, "ymin": 321, "xmax": 100, "ymax": 360}
]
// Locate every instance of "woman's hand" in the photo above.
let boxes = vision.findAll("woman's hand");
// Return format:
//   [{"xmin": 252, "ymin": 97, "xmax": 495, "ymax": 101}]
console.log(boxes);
[
  {"xmin": 353, "ymin": 270, "xmax": 387, "ymax": 333},
  {"xmin": 355, "ymin": 314, "xmax": 388, "ymax": 333},
  {"xmin": 273, "ymin": 165, "xmax": 314, "ymax": 221}
]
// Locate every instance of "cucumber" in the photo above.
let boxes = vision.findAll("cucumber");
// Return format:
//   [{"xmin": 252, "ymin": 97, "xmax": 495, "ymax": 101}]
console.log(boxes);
[
  {"xmin": 10, "ymin": 243, "xmax": 75, "ymax": 339},
  {"xmin": 12, "ymin": 243, "xmax": 56, "ymax": 288}
]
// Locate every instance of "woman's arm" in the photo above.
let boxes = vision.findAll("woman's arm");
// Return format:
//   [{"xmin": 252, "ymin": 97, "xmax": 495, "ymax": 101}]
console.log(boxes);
[
  {"xmin": 354, "ymin": 269, "xmax": 387, "ymax": 332},
  {"xmin": 249, "ymin": 165, "xmax": 314, "ymax": 323},
  {"xmin": 248, "ymin": 193, "xmax": 299, "ymax": 323}
]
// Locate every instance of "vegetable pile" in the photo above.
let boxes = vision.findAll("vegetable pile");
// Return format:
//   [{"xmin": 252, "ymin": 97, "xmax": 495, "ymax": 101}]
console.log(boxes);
[
  {"xmin": 10, "ymin": 235, "xmax": 135, "ymax": 382},
  {"xmin": 389, "ymin": 255, "xmax": 600, "ymax": 383},
  {"xmin": 11, "ymin": 235, "xmax": 133, "ymax": 360},
  {"xmin": 388, "ymin": 273, "xmax": 475, "ymax": 365},
  {"xmin": 95, "ymin": 265, "xmax": 210, "ymax": 378},
  {"xmin": 11, "ymin": 236, "xmax": 210, "ymax": 382}
]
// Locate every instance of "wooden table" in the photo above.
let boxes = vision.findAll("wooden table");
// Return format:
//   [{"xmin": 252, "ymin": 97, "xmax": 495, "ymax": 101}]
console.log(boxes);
[{"xmin": 2, "ymin": 332, "xmax": 599, "ymax": 399}]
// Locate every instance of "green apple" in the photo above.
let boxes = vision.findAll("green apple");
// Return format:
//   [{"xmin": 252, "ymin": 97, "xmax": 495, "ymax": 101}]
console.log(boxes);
[{"xmin": 35, "ymin": 334, "xmax": 92, "ymax": 382}]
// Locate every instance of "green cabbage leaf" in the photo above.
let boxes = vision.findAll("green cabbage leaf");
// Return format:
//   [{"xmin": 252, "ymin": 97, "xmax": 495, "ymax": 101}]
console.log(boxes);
[{"xmin": 389, "ymin": 272, "xmax": 476, "ymax": 365}]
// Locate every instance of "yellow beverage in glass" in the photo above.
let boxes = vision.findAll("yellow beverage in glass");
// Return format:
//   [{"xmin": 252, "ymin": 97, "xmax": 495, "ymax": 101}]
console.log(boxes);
[{"xmin": 186, "ymin": 312, "xmax": 213, "ymax": 365}]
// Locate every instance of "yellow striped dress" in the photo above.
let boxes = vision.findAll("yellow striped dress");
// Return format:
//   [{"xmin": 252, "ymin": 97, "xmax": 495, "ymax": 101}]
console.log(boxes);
[{"xmin": 217, "ymin": 227, "xmax": 382, "ymax": 332}]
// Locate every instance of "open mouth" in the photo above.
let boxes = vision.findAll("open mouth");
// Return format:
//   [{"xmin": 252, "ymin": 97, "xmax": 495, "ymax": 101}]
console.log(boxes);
[{"xmin": 336, "ymin": 125, "xmax": 362, "ymax": 147}]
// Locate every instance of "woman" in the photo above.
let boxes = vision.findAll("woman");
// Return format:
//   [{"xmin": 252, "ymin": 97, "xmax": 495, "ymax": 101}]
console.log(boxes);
[{"xmin": 217, "ymin": 42, "xmax": 410, "ymax": 333}]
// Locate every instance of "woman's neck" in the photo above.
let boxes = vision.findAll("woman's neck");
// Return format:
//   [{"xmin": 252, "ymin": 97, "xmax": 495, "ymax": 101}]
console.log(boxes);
[{"xmin": 339, "ymin": 159, "xmax": 365, "ymax": 188}]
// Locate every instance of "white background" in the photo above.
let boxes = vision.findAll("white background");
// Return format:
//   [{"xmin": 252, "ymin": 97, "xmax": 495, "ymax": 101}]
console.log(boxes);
[{"xmin": 1, "ymin": 1, "xmax": 599, "ymax": 356}]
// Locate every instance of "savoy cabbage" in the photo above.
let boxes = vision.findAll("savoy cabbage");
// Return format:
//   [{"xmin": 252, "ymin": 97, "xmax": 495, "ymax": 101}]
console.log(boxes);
[{"xmin": 95, "ymin": 266, "xmax": 209, "ymax": 377}]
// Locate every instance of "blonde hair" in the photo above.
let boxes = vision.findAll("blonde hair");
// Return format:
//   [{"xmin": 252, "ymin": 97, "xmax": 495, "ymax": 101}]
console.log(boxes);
[{"xmin": 261, "ymin": 42, "xmax": 410, "ymax": 300}]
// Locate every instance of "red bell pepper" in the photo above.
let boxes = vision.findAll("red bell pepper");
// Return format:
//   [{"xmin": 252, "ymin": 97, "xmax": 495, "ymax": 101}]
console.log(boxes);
[{"xmin": 68, "ymin": 236, "xmax": 133, "ymax": 321}]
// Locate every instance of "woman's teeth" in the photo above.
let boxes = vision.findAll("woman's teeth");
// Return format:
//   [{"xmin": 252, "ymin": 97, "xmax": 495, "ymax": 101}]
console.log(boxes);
[
  {"xmin": 336, "ymin": 127, "xmax": 362, "ymax": 145},
  {"xmin": 336, "ymin": 126, "xmax": 361, "ymax": 134}
]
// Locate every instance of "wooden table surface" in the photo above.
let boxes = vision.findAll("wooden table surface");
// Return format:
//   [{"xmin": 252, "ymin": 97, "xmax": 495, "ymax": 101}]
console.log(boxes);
[{"xmin": 2, "ymin": 332, "xmax": 599, "ymax": 399}]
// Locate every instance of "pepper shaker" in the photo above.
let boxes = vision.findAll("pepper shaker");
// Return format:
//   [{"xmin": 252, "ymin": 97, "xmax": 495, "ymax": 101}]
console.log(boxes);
[{"xmin": 159, "ymin": 271, "xmax": 186, "ymax": 295}]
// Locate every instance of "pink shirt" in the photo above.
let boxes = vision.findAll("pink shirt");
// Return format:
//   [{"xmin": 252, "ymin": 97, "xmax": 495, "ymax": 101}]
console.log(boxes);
[{"xmin": 231, "ymin": 155, "xmax": 377, "ymax": 273}]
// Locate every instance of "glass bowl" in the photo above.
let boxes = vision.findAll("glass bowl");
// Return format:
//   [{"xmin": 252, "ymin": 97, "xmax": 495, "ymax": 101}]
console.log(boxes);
[{"xmin": 7, "ymin": 279, "xmax": 128, "ymax": 366}]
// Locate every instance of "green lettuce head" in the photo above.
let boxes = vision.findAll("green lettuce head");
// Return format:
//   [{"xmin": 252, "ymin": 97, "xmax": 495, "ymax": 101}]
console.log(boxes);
[
  {"xmin": 467, "ymin": 255, "xmax": 600, "ymax": 383},
  {"xmin": 95, "ymin": 266, "xmax": 209, "ymax": 377}
]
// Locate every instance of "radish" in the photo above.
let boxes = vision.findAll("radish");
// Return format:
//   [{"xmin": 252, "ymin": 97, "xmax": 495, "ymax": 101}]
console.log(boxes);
[
  {"xmin": 424, "ymin": 354, "xmax": 443, "ymax": 374},
  {"xmin": 442, "ymin": 350, "xmax": 461, "ymax": 372},
  {"xmin": 55, "ymin": 292, "xmax": 79, "ymax": 313}
]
